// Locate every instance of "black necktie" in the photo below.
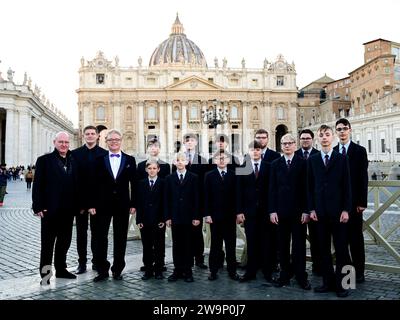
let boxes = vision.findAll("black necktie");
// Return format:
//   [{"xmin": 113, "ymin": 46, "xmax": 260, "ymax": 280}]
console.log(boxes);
[
  {"xmin": 221, "ymin": 170, "xmax": 226, "ymax": 180},
  {"xmin": 150, "ymin": 180, "xmax": 154, "ymax": 190},
  {"xmin": 179, "ymin": 174, "xmax": 184, "ymax": 184},
  {"xmin": 341, "ymin": 146, "xmax": 346, "ymax": 156},
  {"xmin": 287, "ymin": 159, "xmax": 291, "ymax": 169},
  {"xmin": 304, "ymin": 150, "xmax": 309, "ymax": 160},
  {"xmin": 324, "ymin": 154, "xmax": 329, "ymax": 167},
  {"xmin": 188, "ymin": 153, "xmax": 192, "ymax": 165},
  {"xmin": 254, "ymin": 163, "xmax": 259, "ymax": 178}
]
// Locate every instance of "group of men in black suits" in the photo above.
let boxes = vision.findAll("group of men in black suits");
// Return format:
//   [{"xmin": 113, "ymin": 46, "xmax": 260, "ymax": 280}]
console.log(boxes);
[{"xmin": 32, "ymin": 119, "xmax": 368, "ymax": 298}]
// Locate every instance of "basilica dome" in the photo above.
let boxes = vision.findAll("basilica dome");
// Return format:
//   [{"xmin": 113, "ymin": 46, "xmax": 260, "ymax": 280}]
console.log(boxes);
[{"xmin": 149, "ymin": 15, "xmax": 208, "ymax": 68}]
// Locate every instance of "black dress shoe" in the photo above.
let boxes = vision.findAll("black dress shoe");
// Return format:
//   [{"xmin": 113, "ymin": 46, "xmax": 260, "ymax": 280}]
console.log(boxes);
[
  {"xmin": 92, "ymin": 264, "xmax": 98, "ymax": 271},
  {"xmin": 298, "ymin": 280, "xmax": 312, "ymax": 290},
  {"xmin": 93, "ymin": 273, "xmax": 109, "ymax": 282},
  {"xmin": 356, "ymin": 275, "xmax": 365, "ymax": 283},
  {"xmin": 141, "ymin": 272, "xmax": 153, "ymax": 280},
  {"xmin": 140, "ymin": 265, "xmax": 147, "ymax": 272},
  {"xmin": 75, "ymin": 265, "xmax": 87, "ymax": 275},
  {"xmin": 168, "ymin": 273, "xmax": 179, "ymax": 282},
  {"xmin": 336, "ymin": 289, "xmax": 350, "ymax": 298},
  {"xmin": 155, "ymin": 273, "xmax": 164, "ymax": 280},
  {"xmin": 208, "ymin": 273, "xmax": 218, "ymax": 281},
  {"xmin": 162, "ymin": 266, "xmax": 167, "ymax": 272},
  {"xmin": 112, "ymin": 273, "xmax": 123, "ymax": 280},
  {"xmin": 184, "ymin": 275, "xmax": 194, "ymax": 282},
  {"xmin": 273, "ymin": 278, "xmax": 290, "ymax": 288},
  {"xmin": 228, "ymin": 273, "xmax": 240, "ymax": 281},
  {"xmin": 314, "ymin": 284, "xmax": 334, "ymax": 293},
  {"xmin": 40, "ymin": 278, "xmax": 50, "ymax": 285},
  {"xmin": 56, "ymin": 270, "xmax": 77, "ymax": 279},
  {"xmin": 195, "ymin": 262, "xmax": 208, "ymax": 269},
  {"xmin": 239, "ymin": 274, "xmax": 256, "ymax": 283}
]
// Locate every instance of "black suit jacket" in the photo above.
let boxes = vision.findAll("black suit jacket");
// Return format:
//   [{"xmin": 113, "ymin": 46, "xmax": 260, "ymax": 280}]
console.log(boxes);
[
  {"xmin": 136, "ymin": 159, "xmax": 171, "ymax": 180},
  {"xmin": 204, "ymin": 168, "xmax": 236, "ymax": 221},
  {"xmin": 307, "ymin": 150, "xmax": 352, "ymax": 218},
  {"xmin": 334, "ymin": 141, "xmax": 368, "ymax": 210},
  {"xmin": 268, "ymin": 155, "xmax": 307, "ymax": 218},
  {"xmin": 72, "ymin": 144, "xmax": 108, "ymax": 210},
  {"xmin": 32, "ymin": 149, "xmax": 79, "ymax": 215},
  {"xmin": 295, "ymin": 147, "xmax": 319, "ymax": 160},
  {"xmin": 89, "ymin": 152, "xmax": 136, "ymax": 211},
  {"xmin": 135, "ymin": 178, "xmax": 165, "ymax": 225},
  {"xmin": 164, "ymin": 171, "xmax": 199, "ymax": 224},
  {"xmin": 262, "ymin": 148, "xmax": 281, "ymax": 163},
  {"xmin": 236, "ymin": 160, "xmax": 270, "ymax": 219}
]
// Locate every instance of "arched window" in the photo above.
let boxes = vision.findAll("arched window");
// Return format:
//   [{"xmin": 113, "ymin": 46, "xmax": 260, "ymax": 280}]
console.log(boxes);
[
  {"xmin": 96, "ymin": 105, "xmax": 105, "ymax": 121},
  {"xmin": 231, "ymin": 105, "xmax": 238, "ymax": 118},
  {"xmin": 147, "ymin": 106, "xmax": 156, "ymax": 119},
  {"xmin": 252, "ymin": 106, "xmax": 259, "ymax": 120},
  {"xmin": 126, "ymin": 106, "xmax": 132, "ymax": 121}
]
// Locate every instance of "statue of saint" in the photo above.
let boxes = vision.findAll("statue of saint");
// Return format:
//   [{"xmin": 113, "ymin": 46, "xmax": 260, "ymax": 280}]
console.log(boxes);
[
  {"xmin": 241, "ymin": 58, "xmax": 245, "ymax": 69},
  {"xmin": 138, "ymin": 56, "xmax": 142, "ymax": 67},
  {"xmin": 214, "ymin": 57, "xmax": 218, "ymax": 68},
  {"xmin": 223, "ymin": 57, "xmax": 227, "ymax": 69}
]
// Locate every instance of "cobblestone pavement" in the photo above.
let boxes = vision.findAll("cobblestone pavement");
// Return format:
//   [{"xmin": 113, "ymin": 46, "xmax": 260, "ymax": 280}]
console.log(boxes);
[{"xmin": 1, "ymin": 180, "xmax": 399, "ymax": 301}]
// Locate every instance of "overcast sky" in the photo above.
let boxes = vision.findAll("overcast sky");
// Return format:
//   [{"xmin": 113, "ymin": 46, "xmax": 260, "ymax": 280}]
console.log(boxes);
[{"xmin": 1, "ymin": 0, "xmax": 399, "ymax": 127}]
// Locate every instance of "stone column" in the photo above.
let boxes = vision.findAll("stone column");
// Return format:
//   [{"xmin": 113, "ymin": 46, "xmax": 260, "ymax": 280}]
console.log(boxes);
[
  {"xmin": 113, "ymin": 101, "xmax": 121, "ymax": 131},
  {"xmin": 138, "ymin": 101, "xmax": 145, "ymax": 155},
  {"xmin": 242, "ymin": 101, "xmax": 249, "ymax": 152},
  {"xmin": 181, "ymin": 100, "xmax": 188, "ymax": 140},
  {"xmin": 32, "ymin": 117, "xmax": 38, "ymax": 164},
  {"xmin": 5, "ymin": 108, "xmax": 15, "ymax": 166},
  {"xmin": 159, "ymin": 100, "xmax": 167, "ymax": 159},
  {"xmin": 201, "ymin": 101, "xmax": 208, "ymax": 158},
  {"xmin": 18, "ymin": 111, "xmax": 31, "ymax": 166},
  {"xmin": 166, "ymin": 101, "xmax": 174, "ymax": 161},
  {"xmin": 222, "ymin": 101, "xmax": 229, "ymax": 137}
]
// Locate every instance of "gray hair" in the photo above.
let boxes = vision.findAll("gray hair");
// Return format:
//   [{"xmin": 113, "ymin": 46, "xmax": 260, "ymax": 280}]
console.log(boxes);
[
  {"xmin": 54, "ymin": 131, "xmax": 70, "ymax": 141},
  {"xmin": 106, "ymin": 129, "xmax": 122, "ymax": 140}
]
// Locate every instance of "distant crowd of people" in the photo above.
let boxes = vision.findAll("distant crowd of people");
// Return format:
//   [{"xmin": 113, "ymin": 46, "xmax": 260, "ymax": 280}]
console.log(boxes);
[{"xmin": 30, "ymin": 118, "xmax": 368, "ymax": 298}]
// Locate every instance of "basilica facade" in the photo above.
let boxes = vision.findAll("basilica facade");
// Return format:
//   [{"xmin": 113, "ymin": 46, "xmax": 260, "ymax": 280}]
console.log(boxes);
[{"xmin": 77, "ymin": 15, "xmax": 298, "ymax": 160}]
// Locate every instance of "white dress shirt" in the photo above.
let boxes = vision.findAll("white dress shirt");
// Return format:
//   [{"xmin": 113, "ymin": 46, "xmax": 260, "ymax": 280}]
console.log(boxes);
[{"xmin": 109, "ymin": 151, "xmax": 122, "ymax": 179}]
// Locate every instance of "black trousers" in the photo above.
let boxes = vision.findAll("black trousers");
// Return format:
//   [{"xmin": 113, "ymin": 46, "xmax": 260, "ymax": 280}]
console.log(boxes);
[
  {"xmin": 316, "ymin": 216, "xmax": 350, "ymax": 290},
  {"xmin": 244, "ymin": 215, "xmax": 272, "ymax": 277},
  {"xmin": 308, "ymin": 220, "xmax": 321, "ymax": 271},
  {"xmin": 277, "ymin": 217, "xmax": 307, "ymax": 282},
  {"xmin": 75, "ymin": 211, "xmax": 97, "ymax": 266},
  {"xmin": 171, "ymin": 224, "xmax": 193, "ymax": 276},
  {"xmin": 348, "ymin": 211, "xmax": 365, "ymax": 277},
  {"xmin": 39, "ymin": 212, "xmax": 74, "ymax": 277},
  {"xmin": 192, "ymin": 220, "xmax": 205, "ymax": 264},
  {"xmin": 209, "ymin": 219, "xmax": 237, "ymax": 274},
  {"xmin": 92, "ymin": 208, "xmax": 130, "ymax": 276},
  {"xmin": 140, "ymin": 224, "xmax": 166, "ymax": 273}
]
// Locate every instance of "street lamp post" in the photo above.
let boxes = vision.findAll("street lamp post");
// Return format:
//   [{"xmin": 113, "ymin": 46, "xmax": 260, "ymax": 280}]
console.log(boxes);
[{"xmin": 202, "ymin": 99, "xmax": 229, "ymax": 154}]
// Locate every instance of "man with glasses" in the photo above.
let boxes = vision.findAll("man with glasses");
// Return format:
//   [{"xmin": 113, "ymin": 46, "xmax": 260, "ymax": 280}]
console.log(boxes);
[
  {"xmin": 295, "ymin": 129, "xmax": 321, "ymax": 276},
  {"xmin": 334, "ymin": 118, "xmax": 368, "ymax": 284},
  {"xmin": 255, "ymin": 129, "xmax": 280, "ymax": 163},
  {"xmin": 88, "ymin": 129, "xmax": 137, "ymax": 282},
  {"xmin": 33, "ymin": 132, "xmax": 79, "ymax": 284},
  {"xmin": 72, "ymin": 125, "xmax": 107, "ymax": 274},
  {"xmin": 269, "ymin": 134, "xmax": 311, "ymax": 290}
]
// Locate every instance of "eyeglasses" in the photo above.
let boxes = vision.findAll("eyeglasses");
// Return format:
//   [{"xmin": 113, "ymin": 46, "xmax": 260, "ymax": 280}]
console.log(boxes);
[
  {"xmin": 300, "ymin": 137, "xmax": 312, "ymax": 140},
  {"xmin": 106, "ymin": 138, "xmax": 121, "ymax": 142},
  {"xmin": 281, "ymin": 142, "xmax": 295, "ymax": 146},
  {"xmin": 336, "ymin": 127, "xmax": 349, "ymax": 132}
]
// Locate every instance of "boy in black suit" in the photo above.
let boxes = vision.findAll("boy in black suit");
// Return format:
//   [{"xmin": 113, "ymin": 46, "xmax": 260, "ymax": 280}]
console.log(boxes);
[
  {"xmin": 136, "ymin": 138, "xmax": 171, "ymax": 180},
  {"xmin": 295, "ymin": 128, "xmax": 321, "ymax": 276},
  {"xmin": 269, "ymin": 134, "xmax": 311, "ymax": 290},
  {"xmin": 88, "ymin": 129, "xmax": 136, "ymax": 282},
  {"xmin": 204, "ymin": 150, "xmax": 240, "ymax": 281},
  {"xmin": 308, "ymin": 125, "xmax": 352, "ymax": 297},
  {"xmin": 236, "ymin": 141, "xmax": 272, "ymax": 282},
  {"xmin": 334, "ymin": 118, "xmax": 368, "ymax": 283},
  {"xmin": 136, "ymin": 158, "xmax": 166, "ymax": 280},
  {"xmin": 136, "ymin": 138, "xmax": 170, "ymax": 273},
  {"xmin": 208, "ymin": 134, "xmax": 241, "ymax": 171},
  {"xmin": 165, "ymin": 152, "xmax": 200, "ymax": 282}
]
